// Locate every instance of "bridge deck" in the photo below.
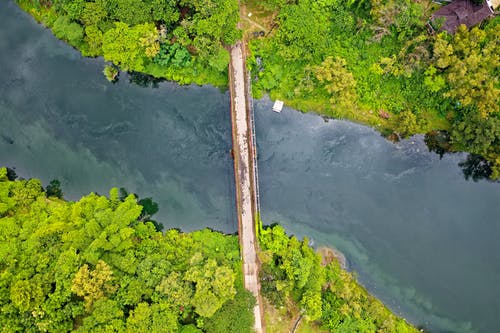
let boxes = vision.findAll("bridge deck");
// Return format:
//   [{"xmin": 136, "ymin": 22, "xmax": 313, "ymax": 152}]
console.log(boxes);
[{"xmin": 228, "ymin": 42, "xmax": 264, "ymax": 333}]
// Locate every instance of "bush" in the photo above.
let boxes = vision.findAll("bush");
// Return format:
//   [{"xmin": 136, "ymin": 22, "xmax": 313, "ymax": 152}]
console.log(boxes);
[{"xmin": 52, "ymin": 16, "xmax": 83, "ymax": 46}]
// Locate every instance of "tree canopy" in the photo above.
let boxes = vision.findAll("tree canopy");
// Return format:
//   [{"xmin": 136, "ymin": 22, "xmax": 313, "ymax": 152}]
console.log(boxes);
[
  {"xmin": 257, "ymin": 223, "xmax": 418, "ymax": 332},
  {"xmin": 0, "ymin": 168, "xmax": 251, "ymax": 332},
  {"xmin": 248, "ymin": 0, "xmax": 499, "ymax": 178},
  {"xmin": 18, "ymin": 0, "xmax": 241, "ymax": 87},
  {"xmin": 0, "ymin": 169, "xmax": 420, "ymax": 332}
]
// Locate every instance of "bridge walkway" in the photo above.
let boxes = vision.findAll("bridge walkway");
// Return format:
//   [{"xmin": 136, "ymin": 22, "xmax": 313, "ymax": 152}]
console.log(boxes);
[{"xmin": 228, "ymin": 41, "xmax": 264, "ymax": 333}]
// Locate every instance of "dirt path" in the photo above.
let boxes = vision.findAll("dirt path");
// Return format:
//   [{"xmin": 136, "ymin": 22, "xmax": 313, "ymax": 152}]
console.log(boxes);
[
  {"xmin": 242, "ymin": 16, "xmax": 267, "ymax": 32},
  {"xmin": 229, "ymin": 42, "xmax": 264, "ymax": 333}
]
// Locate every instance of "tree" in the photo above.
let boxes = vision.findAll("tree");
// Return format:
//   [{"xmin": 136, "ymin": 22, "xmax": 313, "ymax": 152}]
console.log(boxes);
[
  {"xmin": 204, "ymin": 288, "xmax": 255, "ymax": 333},
  {"xmin": 314, "ymin": 56, "xmax": 357, "ymax": 110},
  {"xmin": 156, "ymin": 272, "xmax": 193, "ymax": 309},
  {"xmin": 369, "ymin": 0, "xmax": 425, "ymax": 40},
  {"xmin": 125, "ymin": 302, "xmax": 178, "ymax": 333},
  {"xmin": 83, "ymin": 25, "xmax": 103, "ymax": 57},
  {"xmin": 52, "ymin": 16, "xmax": 84, "ymax": 46},
  {"xmin": 113, "ymin": 0, "xmax": 152, "ymax": 25},
  {"xmin": 432, "ymin": 25, "xmax": 500, "ymax": 118},
  {"xmin": 46, "ymin": 179, "xmax": 63, "ymax": 198},
  {"xmin": 451, "ymin": 112, "xmax": 500, "ymax": 156},
  {"xmin": 394, "ymin": 110, "xmax": 419, "ymax": 138},
  {"xmin": 80, "ymin": 1, "xmax": 107, "ymax": 26},
  {"xmin": 10, "ymin": 280, "xmax": 44, "ymax": 312},
  {"xmin": 184, "ymin": 255, "xmax": 236, "ymax": 317},
  {"xmin": 61, "ymin": 0, "xmax": 85, "ymax": 21},
  {"xmin": 451, "ymin": 112, "xmax": 500, "ymax": 179},
  {"xmin": 76, "ymin": 298, "xmax": 125, "ymax": 332},
  {"xmin": 71, "ymin": 260, "xmax": 117, "ymax": 312},
  {"xmin": 102, "ymin": 22, "xmax": 159, "ymax": 72},
  {"xmin": 103, "ymin": 64, "xmax": 119, "ymax": 82},
  {"xmin": 275, "ymin": 0, "xmax": 331, "ymax": 62}
]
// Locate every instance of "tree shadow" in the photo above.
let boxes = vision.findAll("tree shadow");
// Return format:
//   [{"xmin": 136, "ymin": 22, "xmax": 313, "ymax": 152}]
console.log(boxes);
[
  {"xmin": 127, "ymin": 71, "xmax": 165, "ymax": 88},
  {"xmin": 459, "ymin": 154, "xmax": 496, "ymax": 182},
  {"xmin": 424, "ymin": 130, "xmax": 451, "ymax": 159}
]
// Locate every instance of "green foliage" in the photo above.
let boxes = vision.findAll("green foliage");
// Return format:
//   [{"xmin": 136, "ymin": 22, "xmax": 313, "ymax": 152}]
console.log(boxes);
[
  {"xmin": 452, "ymin": 112, "xmax": 500, "ymax": 155},
  {"xmin": 185, "ymin": 256, "xmax": 236, "ymax": 317},
  {"xmin": 154, "ymin": 43, "xmax": 192, "ymax": 68},
  {"xmin": 394, "ymin": 110, "xmax": 420, "ymax": 138},
  {"xmin": 274, "ymin": 0, "xmax": 331, "ymax": 62},
  {"xmin": 71, "ymin": 260, "xmax": 117, "ymax": 312},
  {"xmin": 61, "ymin": 0, "xmax": 85, "ymax": 21},
  {"xmin": 0, "ymin": 173, "xmax": 253, "ymax": 332},
  {"xmin": 80, "ymin": 1, "xmax": 107, "ymax": 27},
  {"xmin": 432, "ymin": 25, "xmax": 499, "ymax": 118},
  {"xmin": 83, "ymin": 25, "xmax": 103, "ymax": 57},
  {"xmin": 259, "ymin": 225, "xmax": 325, "ymax": 321},
  {"xmin": 204, "ymin": 287, "xmax": 255, "ymax": 333},
  {"xmin": 258, "ymin": 224, "xmax": 418, "ymax": 331},
  {"xmin": 52, "ymin": 15, "xmax": 83, "ymax": 46},
  {"xmin": 249, "ymin": 0, "xmax": 443, "ymax": 127},
  {"xmin": 18, "ymin": 0, "xmax": 240, "ymax": 88},
  {"xmin": 103, "ymin": 64, "xmax": 119, "ymax": 82},
  {"xmin": 248, "ymin": 0, "xmax": 497, "ymax": 168},
  {"xmin": 46, "ymin": 179, "xmax": 63, "ymax": 198},
  {"xmin": 314, "ymin": 56, "xmax": 357, "ymax": 111},
  {"xmin": 451, "ymin": 111, "xmax": 500, "ymax": 179},
  {"xmin": 102, "ymin": 22, "xmax": 158, "ymax": 72}
]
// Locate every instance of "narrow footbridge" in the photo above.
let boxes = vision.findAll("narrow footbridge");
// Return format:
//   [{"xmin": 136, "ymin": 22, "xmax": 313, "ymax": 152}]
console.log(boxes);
[{"xmin": 228, "ymin": 41, "xmax": 264, "ymax": 333}]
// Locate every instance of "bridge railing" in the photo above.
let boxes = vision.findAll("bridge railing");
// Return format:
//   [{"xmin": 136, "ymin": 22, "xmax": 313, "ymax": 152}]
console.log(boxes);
[{"xmin": 247, "ymin": 71, "xmax": 261, "ymax": 214}]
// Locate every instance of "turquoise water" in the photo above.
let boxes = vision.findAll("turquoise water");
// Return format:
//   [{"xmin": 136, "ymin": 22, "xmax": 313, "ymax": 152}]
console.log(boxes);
[{"xmin": 1, "ymin": 1, "xmax": 499, "ymax": 332}]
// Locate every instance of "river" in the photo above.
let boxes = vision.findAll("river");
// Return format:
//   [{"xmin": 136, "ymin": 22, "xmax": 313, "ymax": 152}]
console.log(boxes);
[{"xmin": 1, "ymin": 1, "xmax": 499, "ymax": 332}]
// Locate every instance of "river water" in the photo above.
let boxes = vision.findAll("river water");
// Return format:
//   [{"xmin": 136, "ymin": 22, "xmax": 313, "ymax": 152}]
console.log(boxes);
[{"xmin": 1, "ymin": 1, "xmax": 499, "ymax": 332}]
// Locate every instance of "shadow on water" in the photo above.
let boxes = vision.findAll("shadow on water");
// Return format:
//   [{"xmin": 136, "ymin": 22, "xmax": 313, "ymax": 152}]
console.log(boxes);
[
  {"xmin": 424, "ymin": 131, "xmax": 496, "ymax": 183},
  {"xmin": 127, "ymin": 71, "xmax": 165, "ymax": 88},
  {"xmin": 458, "ymin": 154, "xmax": 496, "ymax": 182},
  {"xmin": 424, "ymin": 130, "xmax": 451, "ymax": 159}
]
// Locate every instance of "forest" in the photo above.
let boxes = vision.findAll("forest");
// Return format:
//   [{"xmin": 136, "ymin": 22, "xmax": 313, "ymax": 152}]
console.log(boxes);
[
  {"xmin": 16, "ymin": 0, "xmax": 500, "ymax": 178},
  {"xmin": 0, "ymin": 168, "xmax": 417, "ymax": 332}
]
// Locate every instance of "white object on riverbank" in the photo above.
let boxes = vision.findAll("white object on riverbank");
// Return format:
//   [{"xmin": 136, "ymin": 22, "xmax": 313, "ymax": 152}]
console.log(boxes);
[{"xmin": 273, "ymin": 100, "xmax": 284, "ymax": 113}]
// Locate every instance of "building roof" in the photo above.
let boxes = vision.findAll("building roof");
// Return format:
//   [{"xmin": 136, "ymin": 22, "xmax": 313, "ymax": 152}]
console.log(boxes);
[{"xmin": 431, "ymin": 0, "xmax": 494, "ymax": 34}]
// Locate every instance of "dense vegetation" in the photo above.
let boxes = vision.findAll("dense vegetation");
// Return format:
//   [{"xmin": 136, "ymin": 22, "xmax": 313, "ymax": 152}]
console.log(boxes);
[
  {"xmin": 257, "ymin": 223, "xmax": 418, "ymax": 332},
  {"xmin": 0, "ymin": 168, "xmax": 254, "ymax": 332},
  {"xmin": 0, "ymin": 168, "xmax": 417, "ymax": 332},
  {"xmin": 247, "ymin": 0, "xmax": 499, "ymax": 178},
  {"xmin": 17, "ymin": 0, "xmax": 499, "ymax": 177},
  {"xmin": 17, "ymin": 0, "xmax": 241, "ymax": 87}
]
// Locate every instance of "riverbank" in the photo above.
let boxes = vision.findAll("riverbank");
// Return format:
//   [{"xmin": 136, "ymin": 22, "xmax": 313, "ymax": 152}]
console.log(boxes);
[
  {"xmin": 14, "ymin": 0, "xmax": 237, "ymax": 88},
  {"xmin": 244, "ymin": 0, "xmax": 500, "ymax": 179},
  {"xmin": 6, "ymin": 1, "xmax": 500, "ymax": 331},
  {"xmin": 257, "ymin": 224, "xmax": 419, "ymax": 332},
  {"xmin": 317, "ymin": 246, "xmax": 348, "ymax": 270},
  {"xmin": 15, "ymin": 0, "xmax": 500, "ymax": 179},
  {"xmin": 0, "ymin": 169, "xmax": 418, "ymax": 332}
]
